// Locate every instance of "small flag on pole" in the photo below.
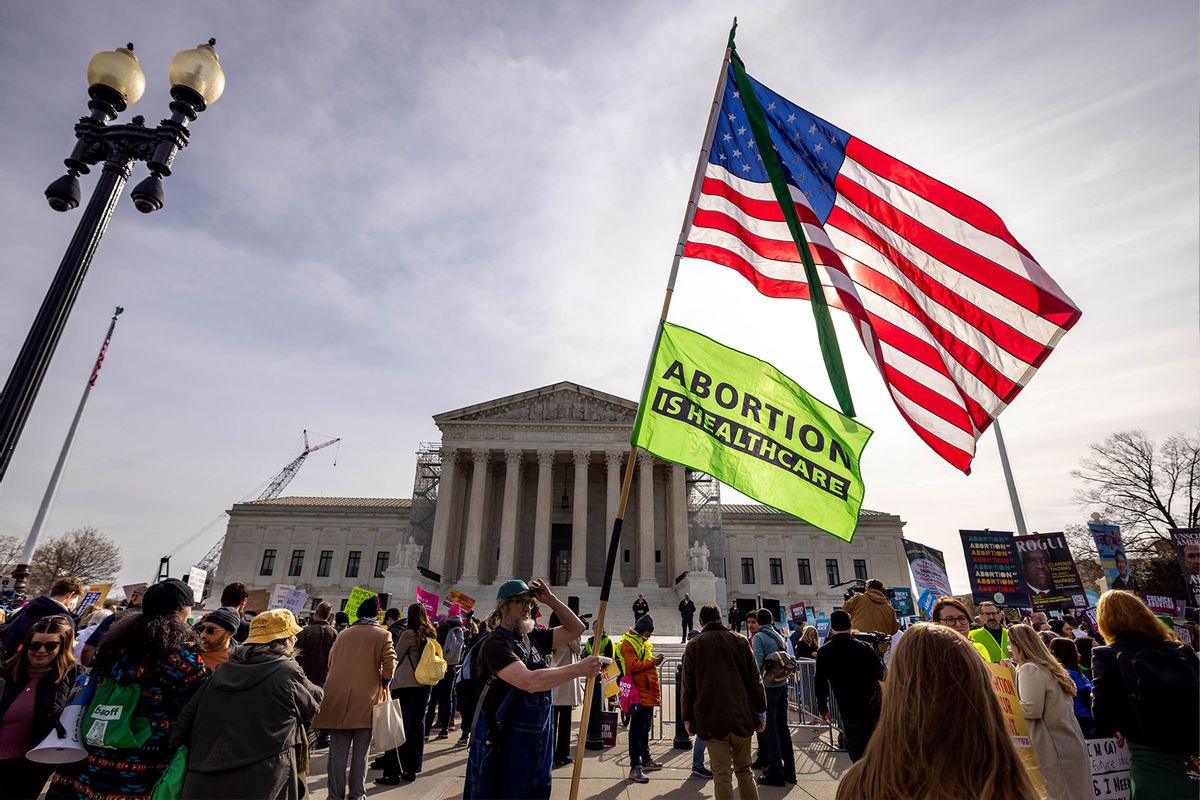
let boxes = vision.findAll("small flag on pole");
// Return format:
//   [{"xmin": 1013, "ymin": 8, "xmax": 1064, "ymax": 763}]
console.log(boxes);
[
  {"xmin": 683, "ymin": 55, "xmax": 1081, "ymax": 473},
  {"xmin": 88, "ymin": 307, "xmax": 123, "ymax": 387},
  {"xmin": 632, "ymin": 322, "xmax": 872, "ymax": 542}
]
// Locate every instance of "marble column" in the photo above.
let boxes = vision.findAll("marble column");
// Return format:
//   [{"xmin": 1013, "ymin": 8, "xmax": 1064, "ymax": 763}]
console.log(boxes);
[
  {"xmin": 533, "ymin": 449, "xmax": 554, "ymax": 580},
  {"xmin": 605, "ymin": 450, "xmax": 625, "ymax": 586},
  {"xmin": 427, "ymin": 448, "xmax": 460, "ymax": 580},
  {"xmin": 637, "ymin": 452, "xmax": 657, "ymax": 588},
  {"xmin": 496, "ymin": 448, "xmax": 522, "ymax": 582},
  {"xmin": 670, "ymin": 463, "xmax": 689, "ymax": 581},
  {"xmin": 459, "ymin": 448, "xmax": 491, "ymax": 583},
  {"xmin": 569, "ymin": 449, "xmax": 590, "ymax": 587}
]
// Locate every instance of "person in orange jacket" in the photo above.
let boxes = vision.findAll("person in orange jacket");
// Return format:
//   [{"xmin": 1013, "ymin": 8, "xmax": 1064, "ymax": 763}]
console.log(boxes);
[{"xmin": 619, "ymin": 614, "xmax": 663, "ymax": 784}]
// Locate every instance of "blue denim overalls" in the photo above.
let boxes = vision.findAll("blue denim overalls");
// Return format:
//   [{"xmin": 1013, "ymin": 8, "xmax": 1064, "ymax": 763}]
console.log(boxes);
[{"xmin": 463, "ymin": 628, "xmax": 553, "ymax": 800}]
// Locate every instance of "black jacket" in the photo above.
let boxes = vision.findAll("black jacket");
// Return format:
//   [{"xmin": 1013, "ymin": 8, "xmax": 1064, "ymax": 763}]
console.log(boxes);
[
  {"xmin": 813, "ymin": 632, "xmax": 884, "ymax": 721},
  {"xmin": 1092, "ymin": 632, "xmax": 1199, "ymax": 752},
  {"xmin": 0, "ymin": 663, "xmax": 78, "ymax": 746},
  {"xmin": 294, "ymin": 619, "xmax": 337, "ymax": 686},
  {"xmin": 678, "ymin": 599, "xmax": 696, "ymax": 620}
]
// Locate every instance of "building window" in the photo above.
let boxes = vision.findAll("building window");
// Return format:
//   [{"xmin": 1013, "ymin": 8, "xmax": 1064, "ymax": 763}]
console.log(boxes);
[
  {"xmin": 374, "ymin": 551, "xmax": 390, "ymax": 578},
  {"xmin": 624, "ymin": 550, "xmax": 630, "ymax": 563},
  {"xmin": 854, "ymin": 558, "xmax": 868, "ymax": 581},
  {"xmin": 797, "ymin": 558, "xmax": 812, "ymax": 585},
  {"xmin": 769, "ymin": 558, "xmax": 784, "ymax": 585},
  {"xmin": 317, "ymin": 550, "xmax": 332, "ymax": 577},
  {"xmin": 288, "ymin": 549, "xmax": 305, "ymax": 577},
  {"xmin": 259, "ymin": 549, "xmax": 276, "ymax": 576},
  {"xmin": 655, "ymin": 550, "xmax": 661, "ymax": 563},
  {"xmin": 346, "ymin": 550, "xmax": 361, "ymax": 578},
  {"xmin": 826, "ymin": 558, "xmax": 840, "ymax": 586},
  {"xmin": 741, "ymin": 557, "xmax": 755, "ymax": 585}
]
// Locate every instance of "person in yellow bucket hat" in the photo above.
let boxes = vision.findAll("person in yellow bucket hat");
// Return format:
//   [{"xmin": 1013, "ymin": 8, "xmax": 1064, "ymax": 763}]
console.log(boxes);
[{"xmin": 171, "ymin": 608, "xmax": 323, "ymax": 799}]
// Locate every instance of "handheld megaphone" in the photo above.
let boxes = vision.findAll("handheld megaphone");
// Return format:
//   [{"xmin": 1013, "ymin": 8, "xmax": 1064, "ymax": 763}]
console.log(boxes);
[{"xmin": 26, "ymin": 673, "xmax": 92, "ymax": 764}]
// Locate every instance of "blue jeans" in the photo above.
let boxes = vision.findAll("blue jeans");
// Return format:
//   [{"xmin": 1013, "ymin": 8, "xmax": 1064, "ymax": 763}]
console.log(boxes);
[{"xmin": 692, "ymin": 736, "xmax": 707, "ymax": 770}]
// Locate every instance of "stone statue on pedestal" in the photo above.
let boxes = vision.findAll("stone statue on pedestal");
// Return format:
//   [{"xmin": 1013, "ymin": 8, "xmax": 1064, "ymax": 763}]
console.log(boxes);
[
  {"xmin": 688, "ymin": 539, "xmax": 710, "ymax": 573},
  {"xmin": 400, "ymin": 536, "xmax": 423, "ymax": 570}
]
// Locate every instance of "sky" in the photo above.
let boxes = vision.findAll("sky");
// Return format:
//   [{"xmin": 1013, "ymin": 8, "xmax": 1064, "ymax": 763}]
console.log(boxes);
[{"xmin": 1, "ymin": 2, "xmax": 1197, "ymax": 594}]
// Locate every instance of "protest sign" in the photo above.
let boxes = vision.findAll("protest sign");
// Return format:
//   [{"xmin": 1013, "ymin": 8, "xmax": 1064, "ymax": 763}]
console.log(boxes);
[
  {"xmin": 960, "ymin": 530, "xmax": 1030, "ymax": 608},
  {"xmin": 442, "ymin": 587, "xmax": 476, "ymax": 612},
  {"xmin": 1178, "ymin": 626, "xmax": 1194, "ymax": 649},
  {"xmin": 1170, "ymin": 528, "xmax": 1200, "ymax": 607},
  {"xmin": 1144, "ymin": 594, "xmax": 1182, "ymax": 616},
  {"xmin": 283, "ymin": 588, "xmax": 309, "ymax": 616},
  {"xmin": 632, "ymin": 322, "xmax": 873, "ymax": 542},
  {"xmin": 76, "ymin": 591, "xmax": 102, "ymax": 618},
  {"xmin": 814, "ymin": 617, "xmax": 831, "ymax": 642},
  {"xmin": 903, "ymin": 539, "xmax": 953, "ymax": 599},
  {"xmin": 986, "ymin": 663, "xmax": 1046, "ymax": 793},
  {"xmin": 789, "ymin": 601, "xmax": 808, "ymax": 624},
  {"xmin": 186, "ymin": 567, "xmax": 207, "ymax": 604},
  {"xmin": 86, "ymin": 583, "xmax": 112, "ymax": 607},
  {"xmin": 416, "ymin": 586, "xmax": 440, "ymax": 619},
  {"xmin": 916, "ymin": 588, "xmax": 938, "ymax": 619},
  {"xmin": 121, "ymin": 582, "xmax": 148, "ymax": 606},
  {"xmin": 1088, "ymin": 522, "xmax": 1138, "ymax": 593},
  {"xmin": 270, "ymin": 583, "xmax": 296, "ymax": 609},
  {"xmin": 1086, "ymin": 737, "xmax": 1131, "ymax": 800},
  {"xmin": 888, "ymin": 587, "xmax": 914, "ymax": 616},
  {"xmin": 344, "ymin": 586, "xmax": 376, "ymax": 623},
  {"xmin": 1014, "ymin": 532, "xmax": 1085, "ymax": 611},
  {"xmin": 246, "ymin": 589, "xmax": 270, "ymax": 613}
]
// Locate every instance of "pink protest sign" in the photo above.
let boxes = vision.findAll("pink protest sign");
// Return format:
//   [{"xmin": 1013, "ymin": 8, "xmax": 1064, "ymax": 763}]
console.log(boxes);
[{"xmin": 416, "ymin": 586, "xmax": 440, "ymax": 619}]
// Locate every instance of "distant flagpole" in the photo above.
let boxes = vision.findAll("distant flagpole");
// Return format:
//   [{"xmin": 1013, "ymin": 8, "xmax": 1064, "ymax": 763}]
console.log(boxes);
[
  {"xmin": 993, "ymin": 419, "xmax": 1030, "ymax": 537},
  {"xmin": 566, "ymin": 22, "xmax": 737, "ymax": 800},
  {"xmin": 11, "ymin": 307, "xmax": 123, "ymax": 597}
]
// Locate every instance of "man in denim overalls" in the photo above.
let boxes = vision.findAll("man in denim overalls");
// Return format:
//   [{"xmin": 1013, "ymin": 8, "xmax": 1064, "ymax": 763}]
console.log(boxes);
[{"xmin": 463, "ymin": 579, "xmax": 602, "ymax": 800}]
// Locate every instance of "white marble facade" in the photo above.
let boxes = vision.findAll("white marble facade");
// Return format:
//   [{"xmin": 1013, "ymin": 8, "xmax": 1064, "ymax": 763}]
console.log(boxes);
[{"xmin": 215, "ymin": 382, "xmax": 911, "ymax": 631}]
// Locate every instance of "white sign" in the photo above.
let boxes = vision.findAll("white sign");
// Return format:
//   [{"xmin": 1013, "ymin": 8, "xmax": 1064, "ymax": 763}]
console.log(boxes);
[
  {"xmin": 187, "ymin": 567, "xmax": 207, "ymax": 602},
  {"xmin": 270, "ymin": 583, "xmax": 296, "ymax": 609},
  {"xmin": 1087, "ymin": 737, "xmax": 1131, "ymax": 800}
]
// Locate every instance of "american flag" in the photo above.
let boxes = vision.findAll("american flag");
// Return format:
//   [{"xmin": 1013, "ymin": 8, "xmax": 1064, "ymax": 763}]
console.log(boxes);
[{"xmin": 683, "ymin": 68, "xmax": 1082, "ymax": 473}]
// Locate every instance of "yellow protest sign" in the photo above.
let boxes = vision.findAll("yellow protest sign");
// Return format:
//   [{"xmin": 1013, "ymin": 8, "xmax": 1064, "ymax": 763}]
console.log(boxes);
[
  {"xmin": 600, "ymin": 661, "xmax": 621, "ymax": 700},
  {"xmin": 987, "ymin": 663, "xmax": 1046, "ymax": 793},
  {"xmin": 345, "ymin": 586, "xmax": 377, "ymax": 624}
]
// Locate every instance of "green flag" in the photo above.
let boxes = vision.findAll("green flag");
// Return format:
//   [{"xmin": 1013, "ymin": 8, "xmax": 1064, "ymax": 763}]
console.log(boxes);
[{"xmin": 632, "ymin": 322, "xmax": 872, "ymax": 541}]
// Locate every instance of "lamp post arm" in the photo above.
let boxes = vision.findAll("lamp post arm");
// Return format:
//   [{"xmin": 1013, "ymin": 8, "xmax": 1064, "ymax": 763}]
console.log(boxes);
[{"xmin": 0, "ymin": 156, "xmax": 132, "ymax": 483}]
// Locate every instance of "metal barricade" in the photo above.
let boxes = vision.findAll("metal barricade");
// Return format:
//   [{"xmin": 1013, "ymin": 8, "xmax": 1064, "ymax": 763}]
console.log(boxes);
[{"xmin": 792, "ymin": 657, "xmax": 845, "ymax": 751}]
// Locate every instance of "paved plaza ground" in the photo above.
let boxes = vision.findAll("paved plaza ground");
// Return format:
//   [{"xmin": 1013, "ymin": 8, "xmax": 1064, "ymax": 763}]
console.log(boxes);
[{"xmin": 307, "ymin": 719, "xmax": 849, "ymax": 800}]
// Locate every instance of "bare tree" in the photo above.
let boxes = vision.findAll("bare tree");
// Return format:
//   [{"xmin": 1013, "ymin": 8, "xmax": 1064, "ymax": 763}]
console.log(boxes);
[
  {"xmin": 29, "ymin": 526, "xmax": 122, "ymax": 595},
  {"xmin": 1072, "ymin": 430, "xmax": 1200, "ymax": 555},
  {"xmin": 0, "ymin": 534, "xmax": 21, "ymax": 575}
]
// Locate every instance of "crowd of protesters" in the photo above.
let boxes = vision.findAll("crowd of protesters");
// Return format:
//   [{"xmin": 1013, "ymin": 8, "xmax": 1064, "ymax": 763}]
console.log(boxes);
[{"xmin": 0, "ymin": 568, "xmax": 1196, "ymax": 800}]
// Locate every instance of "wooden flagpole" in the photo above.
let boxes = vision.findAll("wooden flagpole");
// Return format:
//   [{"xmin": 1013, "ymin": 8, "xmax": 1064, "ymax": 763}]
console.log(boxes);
[{"xmin": 566, "ymin": 21, "xmax": 737, "ymax": 800}]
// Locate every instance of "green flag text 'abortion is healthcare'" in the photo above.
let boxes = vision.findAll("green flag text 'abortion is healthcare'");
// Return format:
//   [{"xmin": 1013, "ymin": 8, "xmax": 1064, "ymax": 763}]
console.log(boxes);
[{"xmin": 632, "ymin": 323, "xmax": 872, "ymax": 542}]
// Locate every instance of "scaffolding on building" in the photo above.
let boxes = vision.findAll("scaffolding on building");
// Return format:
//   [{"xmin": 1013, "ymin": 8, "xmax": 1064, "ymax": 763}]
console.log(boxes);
[
  {"xmin": 408, "ymin": 442, "xmax": 442, "ymax": 579},
  {"xmin": 686, "ymin": 469, "xmax": 723, "ymax": 578}
]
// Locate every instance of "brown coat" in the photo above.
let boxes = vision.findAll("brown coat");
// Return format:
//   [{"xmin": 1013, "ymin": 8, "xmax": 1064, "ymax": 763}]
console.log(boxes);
[
  {"xmin": 681, "ymin": 621, "xmax": 767, "ymax": 740},
  {"xmin": 842, "ymin": 589, "xmax": 899, "ymax": 635},
  {"xmin": 312, "ymin": 621, "xmax": 396, "ymax": 730}
]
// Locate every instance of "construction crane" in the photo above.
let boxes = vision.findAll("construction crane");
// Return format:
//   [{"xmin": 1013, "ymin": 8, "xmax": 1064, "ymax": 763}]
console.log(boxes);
[{"xmin": 155, "ymin": 430, "xmax": 340, "ymax": 587}]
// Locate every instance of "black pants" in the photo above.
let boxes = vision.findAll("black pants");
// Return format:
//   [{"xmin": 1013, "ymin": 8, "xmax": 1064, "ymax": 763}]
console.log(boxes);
[
  {"xmin": 553, "ymin": 705, "xmax": 573, "ymax": 762},
  {"xmin": 424, "ymin": 665, "xmax": 457, "ymax": 732},
  {"xmin": 843, "ymin": 714, "xmax": 879, "ymax": 762},
  {"xmin": 680, "ymin": 617, "xmax": 694, "ymax": 641},
  {"xmin": 384, "ymin": 685, "xmax": 432, "ymax": 777},
  {"xmin": 762, "ymin": 685, "xmax": 796, "ymax": 782},
  {"xmin": 457, "ymin": 678, "xmax": 479, "ymax": 738},
  {"xmin": 628, "ymin": 705, "xmax": 654, "ymax": 768},
  {"xmin": 0, "ymin": 757, "xmax": 53, "ymax": 800}
]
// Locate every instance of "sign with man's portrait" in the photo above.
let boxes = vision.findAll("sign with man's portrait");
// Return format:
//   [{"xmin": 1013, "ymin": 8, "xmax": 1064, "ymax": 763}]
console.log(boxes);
[
  {"xmin": 1170, "ymin": 528, "xmax": 1200, "ymax": 608},
  {"xmin": 1014, "ymin": 532, "xmax": 1085, "ymax": 612}
]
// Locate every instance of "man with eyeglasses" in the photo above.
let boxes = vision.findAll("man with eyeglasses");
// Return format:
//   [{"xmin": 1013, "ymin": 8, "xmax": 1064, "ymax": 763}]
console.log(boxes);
[
  {"xmin": 196, "ymin": 607, "xmax": 240, "ymax": 671},
  {"xmin": 967, "ymin": 601, "xmax": 1010, "ymax": 663}
]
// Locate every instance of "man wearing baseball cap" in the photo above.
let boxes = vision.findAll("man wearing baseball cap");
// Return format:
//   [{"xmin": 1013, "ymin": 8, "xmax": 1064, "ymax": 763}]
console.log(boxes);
[{"xmin": 463, "ymin": 578, "xmax": 602, "ymax": 800}]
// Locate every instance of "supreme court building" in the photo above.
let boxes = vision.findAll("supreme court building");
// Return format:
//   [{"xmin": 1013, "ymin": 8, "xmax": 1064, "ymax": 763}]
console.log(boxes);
[{"xmin": 216, "ymin": 382, "xmax": 910, "ymax": 634}]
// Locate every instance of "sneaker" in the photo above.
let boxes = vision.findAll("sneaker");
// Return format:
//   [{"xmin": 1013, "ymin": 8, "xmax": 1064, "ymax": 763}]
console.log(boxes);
[
  {"xmin": 690, "ymin": 766, "xmax": 714, "ymax": 779},
  {"xmin": 375, "ymin": 775, "xmax": 401, "ymax": 786},
  {"xmin": 641, "ymin": 760, "xmax": 664, "ymax": 772},
  {"xmin": 437, "ymin": 729, "xmax": 449, "ymax": 739},
  {"xmin": 455, "ymin": 736, "xmax": 470, "ymax": 748},
  {"xmin": 757, "ymin": 775, "xmax": 787, "ymax": 787},
  {"xmin": 628, "ymin": 767, "xmax": 649, "ymax": 784}
]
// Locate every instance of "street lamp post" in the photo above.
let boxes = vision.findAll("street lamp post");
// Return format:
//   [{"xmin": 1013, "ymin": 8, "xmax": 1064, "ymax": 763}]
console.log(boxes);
[{"xmin": 0, "ymin": 40, "xmax": 225, "ymax": 484}]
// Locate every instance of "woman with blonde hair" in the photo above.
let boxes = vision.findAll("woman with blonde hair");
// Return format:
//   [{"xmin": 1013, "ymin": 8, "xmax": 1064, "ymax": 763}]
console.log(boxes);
[
  {"xmin": 836, "ymin": 623, "xmax": 1039, "ymax": 800},
  {"xmin": 1007, "ymin": 624, "xmax": 1089, "ymax": 800},
  {"xmin": 794, "ymin": 625, "xmax": 820, "ymax": 659},
  {"xmin": 1092, "ymin": 590, "xmax": 1198, "ymax": 799}
]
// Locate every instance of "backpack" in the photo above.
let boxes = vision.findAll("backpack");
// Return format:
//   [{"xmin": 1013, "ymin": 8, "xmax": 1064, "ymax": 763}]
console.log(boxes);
[
  {"xmin": 82, "ymin": 678, "xmax": 152, "ymax": 749},
  {"xmin": 758, "ymin": 628, "xmax": 798, "ymax": 684},
  {"xmin": 443, "ymin": 625, "xmax": 466, "ymax": 665},
  {"xmin": 1115, "ymin": 642, "xmax": 1200, "ymax": 755},
  {"xmin": 455, "ymin": 632, "xmax": 491, "ymax": 688},
  {"xmin": 414, "ymin": 636, "xmax": 448, "ymax": 686}
]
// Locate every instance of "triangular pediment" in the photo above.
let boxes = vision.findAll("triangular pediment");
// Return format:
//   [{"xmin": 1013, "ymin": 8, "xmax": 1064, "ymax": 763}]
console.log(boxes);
[{"xmin": 435, "ymin": 382, "xmax": 638, "ymax": 424}]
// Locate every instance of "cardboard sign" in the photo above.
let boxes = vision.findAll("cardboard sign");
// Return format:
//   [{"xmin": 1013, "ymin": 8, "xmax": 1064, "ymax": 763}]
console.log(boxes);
[
  {"xmin": 986, "ymin": 663, "xmax": 1046, "ymax": 793},
  {"xmin": 121, "ymin": 583, "xmax": 149, "ymax": 606},
  {"xmin": 345, "ymin": 587, "xmax": 377, "ymax": 623},
  {"xmin": 600, "ymin": 661, "xmax": 621, "ymax": 699},
  {"xmin": 86, "ymin": 583, "xmax": 112, "ymax": 608},
  {"xmin": 186, "ymin": 567, "xmax": 207, "ymax": 603},
  {"xmin": 270, "ymin": 583, "xmax": 296, "ymax": 609},
  {"xmin": 245, "ymin": 589, "xmax": 271, "ymax": 613},
  {"xmin": 1087, "ymin": 737, "xmax": 1131, "ymax": 800},
  {"xmin": 443, "ymin": 587, "xmax": 477, "ymax": 612},
  {"xmin": 789, "ymin": 602, "xmax": 808, "ymax": 623}
]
